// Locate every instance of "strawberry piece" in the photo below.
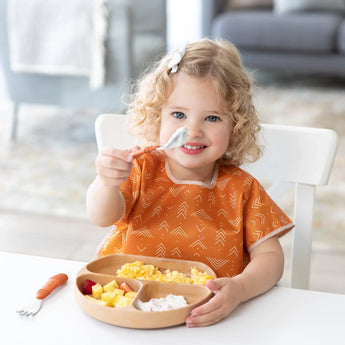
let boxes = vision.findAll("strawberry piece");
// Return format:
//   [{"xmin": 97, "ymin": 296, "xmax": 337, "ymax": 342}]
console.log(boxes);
[{"xmin": 82, "ymin": 279, "xmax": 97, "ymax": 294}]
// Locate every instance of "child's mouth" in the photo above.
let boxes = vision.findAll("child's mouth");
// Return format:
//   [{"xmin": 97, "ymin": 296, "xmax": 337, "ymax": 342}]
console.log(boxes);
[{"xmin": 180, "ymin": 143, "xmax": 207, "ymax": 154}]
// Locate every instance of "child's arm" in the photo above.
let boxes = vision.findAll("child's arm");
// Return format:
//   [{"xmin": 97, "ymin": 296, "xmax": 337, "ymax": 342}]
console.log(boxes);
[
  {"xmin": 86, "ymin": 146, "xmax": 136, "ymax": 227},
  {"xmin": 186, "ymin": 236, "xmax": 284, "ymax": 327}
]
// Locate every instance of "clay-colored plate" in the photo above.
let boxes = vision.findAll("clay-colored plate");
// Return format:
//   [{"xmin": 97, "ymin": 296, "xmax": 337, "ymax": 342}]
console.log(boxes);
[{"xmin": 74, "ymin": 254, "xmax": 217, "ymax": 329}]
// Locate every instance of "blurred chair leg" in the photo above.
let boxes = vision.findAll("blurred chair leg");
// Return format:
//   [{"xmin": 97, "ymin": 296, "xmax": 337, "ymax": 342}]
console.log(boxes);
[{"xmin": 10, "ymin": 103, "xmax": 19, "ymax": 141}]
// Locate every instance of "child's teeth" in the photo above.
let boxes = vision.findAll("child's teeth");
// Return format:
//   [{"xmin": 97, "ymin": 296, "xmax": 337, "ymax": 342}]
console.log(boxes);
[{"xmin": 184, "ymin": 145, "xmax": 204, "ymax": 150}]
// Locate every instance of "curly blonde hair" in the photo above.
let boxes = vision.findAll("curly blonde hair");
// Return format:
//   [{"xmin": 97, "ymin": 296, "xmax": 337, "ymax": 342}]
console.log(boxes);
[{"xmin": 127, "ymin": 38, "xmax": 261, "ymax": 166}]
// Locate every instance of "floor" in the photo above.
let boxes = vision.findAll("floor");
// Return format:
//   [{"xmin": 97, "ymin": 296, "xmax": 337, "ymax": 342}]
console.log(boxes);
[{"xmin": 1, "ymin": 72, "xmax": 345, "ymax": 295}]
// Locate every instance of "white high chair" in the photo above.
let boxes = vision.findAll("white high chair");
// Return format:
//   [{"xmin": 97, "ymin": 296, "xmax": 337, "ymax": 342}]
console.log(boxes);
[{"xmin": 95, "ymin": 114, "xmax": 339, "ymax": 290}]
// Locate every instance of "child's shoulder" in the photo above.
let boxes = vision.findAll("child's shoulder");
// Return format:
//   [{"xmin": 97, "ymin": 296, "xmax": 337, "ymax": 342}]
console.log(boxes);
[
  {"xmin": 218, "ymin": 165, "xmax": 258, "ymax": 189},
  {"xmin": 219, "ymin": 165, "xmax": 254, "ymax": 179}
]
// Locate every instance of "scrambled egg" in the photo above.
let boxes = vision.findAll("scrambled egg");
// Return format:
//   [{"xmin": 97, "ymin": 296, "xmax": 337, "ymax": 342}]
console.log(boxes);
[{"xmin": 116, "ymin": 261, "xmax": 214, "ymax": 284}]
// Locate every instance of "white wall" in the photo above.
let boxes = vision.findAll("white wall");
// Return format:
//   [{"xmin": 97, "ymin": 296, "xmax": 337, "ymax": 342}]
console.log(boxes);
[{"xmin": 167, "ymin": 0, "xmax": 202, "ymax": 51}]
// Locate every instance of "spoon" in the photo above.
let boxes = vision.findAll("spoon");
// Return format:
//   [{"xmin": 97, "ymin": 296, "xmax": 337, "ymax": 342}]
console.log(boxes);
[{"xmin": 132, "ymin": 127, "xmax": 188, "ymax": 158}]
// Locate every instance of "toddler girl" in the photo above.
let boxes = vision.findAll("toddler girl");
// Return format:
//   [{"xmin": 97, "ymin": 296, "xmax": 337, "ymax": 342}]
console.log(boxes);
[{"xmin": 87, "ymin": 39, "xmax": 293, "ymax": 327}]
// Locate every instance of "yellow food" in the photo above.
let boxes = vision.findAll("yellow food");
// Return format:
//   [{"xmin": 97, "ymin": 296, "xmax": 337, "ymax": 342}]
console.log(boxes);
[
  {"xmin": 191, "ymin": 267, "xmax": 214, "ymax": 285},
  {"xmin": 115, "ymin": 296, "xmax": 133, "ymax": 308},
  {"xmin": 92, "ymin": 283, "xmax": 103, "ymax": 299},
  {"xmin": 116, "ymin": 261, "xmax": 214, "ymax": 284},
  {"xmin": 113, "ymin": 288, "xmax": 125, "ymax": 296},
  {"xmin": 85, "ymin": 295, "xmax": 107, "ymax": 306},
  {"xmin": 103, "ymin": 279, "xmax": 118, "ymax": 292},
  {"xmin": 86, "ymin": 280, "xmax": 137, "ymax": 308},
  {"xmin": 124, "ymin": 291, "xmax": 137, "ymax": 299},
  {"xmin": 101, "ymin": 291, "xmax": 117, "ymax": 306}
]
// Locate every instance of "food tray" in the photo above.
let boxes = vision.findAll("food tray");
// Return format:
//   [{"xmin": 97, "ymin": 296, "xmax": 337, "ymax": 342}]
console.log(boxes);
[{"xmin": 74, "ymin": 254, "xmax": 216, "ymax": 329}]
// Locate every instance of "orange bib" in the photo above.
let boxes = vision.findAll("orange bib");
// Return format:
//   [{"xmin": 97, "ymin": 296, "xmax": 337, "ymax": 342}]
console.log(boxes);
[{"xmin": 97, "ymin": 153, "xmax": 293, "ymax": 277}]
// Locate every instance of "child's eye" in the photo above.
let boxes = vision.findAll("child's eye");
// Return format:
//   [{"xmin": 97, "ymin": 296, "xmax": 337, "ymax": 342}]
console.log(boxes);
[
  {"xmin": 206, "ymin": 115, "xmax": 221, "ymax": 122},
  {"xmin": 172, "ymin": 112, "xmax": 186, "ymax": 119}
]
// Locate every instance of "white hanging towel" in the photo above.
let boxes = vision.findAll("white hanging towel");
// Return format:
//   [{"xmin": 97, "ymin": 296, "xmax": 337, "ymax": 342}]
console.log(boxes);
[{"xmin": 7, "ymin": 0, "xmax": 108, "ymax": 89}]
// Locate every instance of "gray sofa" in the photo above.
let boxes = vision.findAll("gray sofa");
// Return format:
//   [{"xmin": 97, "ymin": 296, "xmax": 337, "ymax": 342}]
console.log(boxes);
[
  {"xmin": 0, "ymin": 0, "xmax": 167, "ymax": 139},
  {"xmin": 201, "ymin": 0, "xmax": 345, "ymax": 77}
]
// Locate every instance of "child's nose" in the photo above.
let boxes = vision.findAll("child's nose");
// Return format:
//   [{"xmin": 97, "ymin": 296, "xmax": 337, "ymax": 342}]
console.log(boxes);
[{"xmin": 186, "ymin": 123, "xmax": 203, "ymax": 138}]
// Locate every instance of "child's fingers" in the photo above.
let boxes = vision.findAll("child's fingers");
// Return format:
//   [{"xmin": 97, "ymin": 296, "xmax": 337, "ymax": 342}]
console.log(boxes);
[
  {"xmin": 186, "ymin": 294, "xmax": 225, "ymax": 327},
  {"xmin": 99, "ymin": 155, "xmax": 132, "ymax": 171},
  {"xmin": 101, "ymin": 146, "xmax": 134, "ymax": 162},
  {"xmin": 206, "ymin": 279, "xmax": 218, "ymax": 291},
  {"xmin": 101, "ymin": 166, "xmax": 132, "ymax": 180},
  {"xmin": 96, "ymin": 163, "xmax": 132, "ymax": 187},
  {"xmin": 186, "ymin": 278, "xmax": 240, "ymax": 327},
  {"xmin": 129, "ymin": 146, "xmax": 141, "ymax": 153},
  {"xmin": 190, "ymin": 282, "xmax": 223, "ymax": 317},
  {"xmin": 97, "ymin": 147, "xmax": 134, "ymax": 170},
  {"xmin": 186, "ymin": 310, "xmax": 224, "ymax": 328},
  {"xmin": 95, "ymin": 147, "xmax": 135, "ymax": 187}
]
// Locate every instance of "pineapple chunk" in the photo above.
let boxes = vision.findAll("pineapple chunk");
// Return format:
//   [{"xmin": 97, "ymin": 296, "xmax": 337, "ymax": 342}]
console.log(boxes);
[
  {"xmin": 101, "ymin": 292, "xmax": 117, "ymax": 306},
  {"xmin": 103, "ymin": 279, "xmax": 118, "ymax": 292},
  {"xmin": 125, "ymin": 291, "xmax": 137, "ymax": 299},
  {"xmin": 85, "ymin": 279, "xmax": 138, "ymax": 308},
  {"xmin": 115, "ymin": 296, "xmax": 132, "ymax": 308},
  {"xmin": 95, "ymin": 300, "xmax": 108, "ymax": 306},
  {"xmin": 113, "ymin": 288, "xmax": 125, "ymax": 296},
  {"xmin": 84, "ymin": 295, "xmax": 96, "ymax": 301},
  {"xmin": 84, "ymin": 295, "xmax": 107, "ymax": 306},
  {"xmin": 92, "ymin": 283, "xmax": 103, "ymax": 299}
]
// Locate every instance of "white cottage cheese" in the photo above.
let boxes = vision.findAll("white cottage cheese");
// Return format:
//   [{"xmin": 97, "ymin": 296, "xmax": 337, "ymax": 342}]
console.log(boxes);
[{"xmin": 137, "ymin": 294, "xmax": 188, "ymax": 312}]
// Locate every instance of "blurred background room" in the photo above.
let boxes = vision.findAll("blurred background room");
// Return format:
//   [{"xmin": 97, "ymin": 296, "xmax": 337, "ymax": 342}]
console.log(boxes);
[{"xmin": 0, "ymin": 0, "xmax": 344, "ymax": 293}]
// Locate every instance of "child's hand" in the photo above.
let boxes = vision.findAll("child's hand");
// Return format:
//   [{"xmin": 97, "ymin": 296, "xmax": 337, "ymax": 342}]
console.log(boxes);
[
  {"xmin": 95, "ymin": 146, "xmax": 139, "ymax": 187},
  {"xmin": 186, "ymin": 237, "xmax": 284, "ymax": 327},
  {"xmin": 186, "ymin": 278, "xmax": 243, "ymax": 328}
]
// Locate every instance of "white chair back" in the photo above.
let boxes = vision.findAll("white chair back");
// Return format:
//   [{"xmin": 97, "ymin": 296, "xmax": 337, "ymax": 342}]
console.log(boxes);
[
  {"xmin": 243, "ymin": 124, "xmax": 338, "ymax": 289},
  {"xmin": 95, "ymin": 114, "xmax": 338, "ymax": 289},
  {"xmin": 95, "ymin": 113, "xmax": 140, "ymax": 151}
]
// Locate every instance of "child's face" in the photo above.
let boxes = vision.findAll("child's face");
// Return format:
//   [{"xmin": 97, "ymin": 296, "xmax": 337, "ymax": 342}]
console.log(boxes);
[{"xmin": 160, "ymin": 73, "xmax": 232, "ymax": 182}]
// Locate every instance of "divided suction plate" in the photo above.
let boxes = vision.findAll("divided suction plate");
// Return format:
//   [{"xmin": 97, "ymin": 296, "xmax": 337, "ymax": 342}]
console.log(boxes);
[{"xmin": 74, "ymin": 254, "xmax": 216, "ymax": 329}]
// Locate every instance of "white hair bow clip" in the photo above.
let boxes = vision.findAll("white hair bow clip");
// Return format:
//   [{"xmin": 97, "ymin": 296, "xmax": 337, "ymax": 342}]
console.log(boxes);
[{"xmin": 168, "ymin": 45, "xmax": 186, "ymax": 73}]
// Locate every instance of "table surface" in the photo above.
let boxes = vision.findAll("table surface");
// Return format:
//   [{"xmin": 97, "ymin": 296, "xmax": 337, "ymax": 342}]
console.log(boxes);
[{"xmin": 2, "ymin": 251, "xmax": 344, "ymax": 345}]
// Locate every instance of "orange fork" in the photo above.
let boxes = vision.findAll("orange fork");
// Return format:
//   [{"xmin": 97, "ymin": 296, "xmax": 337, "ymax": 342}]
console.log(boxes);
[{"xmin": 16, "ymin": 273, "xmax": 68, "ymax": 316}]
